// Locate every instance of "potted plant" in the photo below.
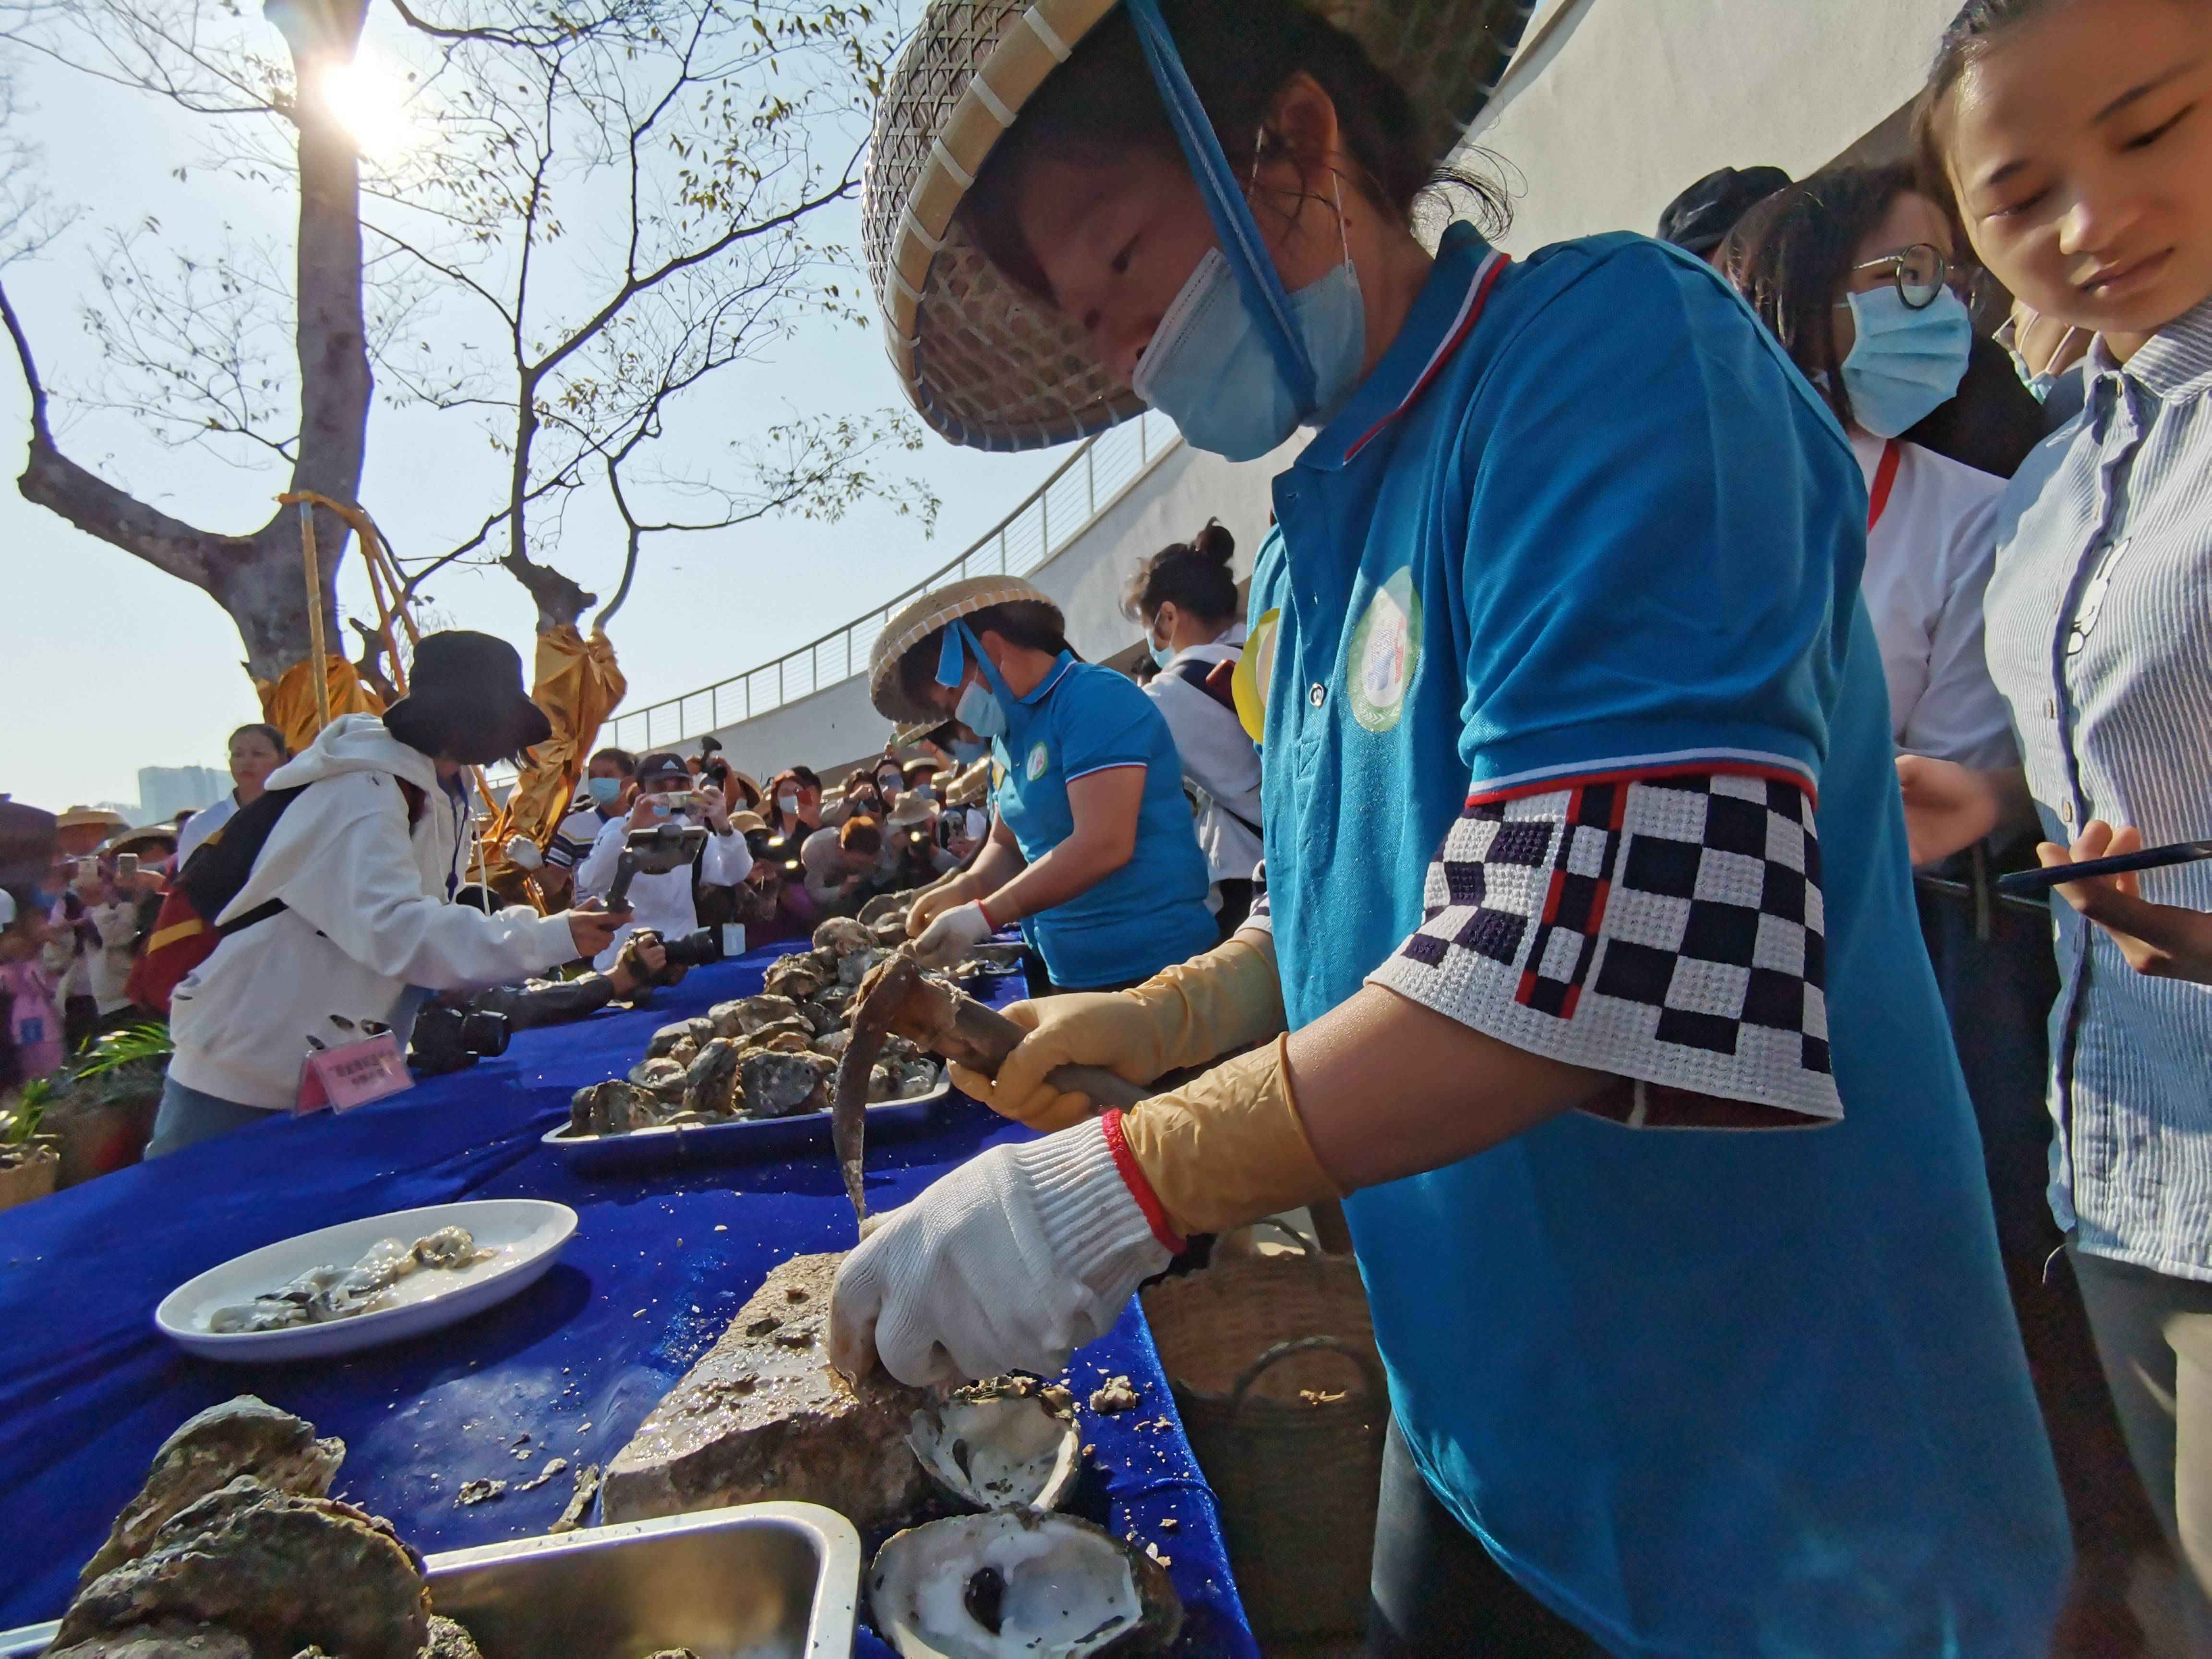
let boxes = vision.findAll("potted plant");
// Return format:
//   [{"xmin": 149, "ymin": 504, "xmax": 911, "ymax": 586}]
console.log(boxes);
[
  {"xmin": 48, "ymin": 1022, "xmax": 173, "ymax": 1186},
  {"xmin": 0, "ymin": 1080, "xmax": 62, "ymax": 1212}
]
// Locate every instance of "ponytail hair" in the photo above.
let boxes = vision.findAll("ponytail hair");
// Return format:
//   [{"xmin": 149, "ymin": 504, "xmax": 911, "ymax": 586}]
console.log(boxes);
[{"xmin": 1121, "ymin": 520, "xmax": 1240, "ymax": 628}]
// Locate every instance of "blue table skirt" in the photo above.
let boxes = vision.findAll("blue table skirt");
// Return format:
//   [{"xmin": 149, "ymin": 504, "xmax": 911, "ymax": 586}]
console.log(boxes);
[{"xmin": 0, "ymin": 946, "xmax": 1258, "ymax": 1658}]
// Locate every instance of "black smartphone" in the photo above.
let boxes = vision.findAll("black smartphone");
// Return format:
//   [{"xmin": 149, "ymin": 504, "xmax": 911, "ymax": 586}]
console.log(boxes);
[{"xmin": 1996, "ymin": 839, "xmax": 2212, "ymax": 899}]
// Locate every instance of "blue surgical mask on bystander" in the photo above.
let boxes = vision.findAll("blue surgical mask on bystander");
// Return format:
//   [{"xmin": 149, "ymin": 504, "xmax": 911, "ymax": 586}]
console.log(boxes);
[{"xmin": 1840, "ymin": 286, "xmax": 1972, "ymax": 438}]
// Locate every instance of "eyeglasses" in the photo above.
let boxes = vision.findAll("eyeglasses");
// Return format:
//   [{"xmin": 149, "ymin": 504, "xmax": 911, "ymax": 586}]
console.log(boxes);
[{"xmin": 1838, "ymin": 243, "xmax": 1982, "ymax": 312}]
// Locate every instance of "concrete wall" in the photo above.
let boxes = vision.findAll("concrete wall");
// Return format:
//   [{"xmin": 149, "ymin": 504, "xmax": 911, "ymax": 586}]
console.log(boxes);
[
  {"xmin": 1461, "ymin": 0, "xmax": 1959, "ymax": 254},
  {"xmin": 689, "ymin": 433, "xmax": 1297, "ymax": 782}
]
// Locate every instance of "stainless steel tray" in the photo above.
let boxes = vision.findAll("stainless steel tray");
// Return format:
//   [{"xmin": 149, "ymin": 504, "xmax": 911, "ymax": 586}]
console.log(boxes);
[{"xmin": 0, "ymin": 1500, "xmax": 860, "ymax": 1659}]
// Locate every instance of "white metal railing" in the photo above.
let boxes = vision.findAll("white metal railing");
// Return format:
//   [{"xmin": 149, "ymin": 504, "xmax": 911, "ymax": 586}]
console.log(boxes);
[{"xmin": 598, "ymin": 409, "xmax": 1180, "ymax": 755}]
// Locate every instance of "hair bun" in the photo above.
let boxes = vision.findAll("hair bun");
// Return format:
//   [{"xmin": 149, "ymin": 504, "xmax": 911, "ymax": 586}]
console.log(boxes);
[{"xmin": 1190, "ymin": 519, "xmax": 1235, "ymax": 566}]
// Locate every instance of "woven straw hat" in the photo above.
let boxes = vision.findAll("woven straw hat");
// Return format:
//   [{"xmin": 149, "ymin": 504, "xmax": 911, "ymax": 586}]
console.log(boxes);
[
  {"xmin": 866, "ymin": 575, "xmax": 1065, "ymax": 722},
  {"xmin": 863, "ymin": 0, "xmax": 1536, "ymax": 452}
]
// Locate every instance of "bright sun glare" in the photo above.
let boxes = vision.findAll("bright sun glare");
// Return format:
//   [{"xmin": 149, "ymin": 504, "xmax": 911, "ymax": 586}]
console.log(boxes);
[{"xmin": 316, "ymin": 58, "xmax": 420, "ymax": 159}]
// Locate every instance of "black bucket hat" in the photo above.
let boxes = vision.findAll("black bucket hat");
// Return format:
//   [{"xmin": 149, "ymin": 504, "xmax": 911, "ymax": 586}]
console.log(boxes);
[
  {"xmin": 1656, "ymin": 165, "xmax": 1792, "ymax": 256},
  {"xmin": 382, "ymin": 631, "xmax": 553, "ymax": 763}
]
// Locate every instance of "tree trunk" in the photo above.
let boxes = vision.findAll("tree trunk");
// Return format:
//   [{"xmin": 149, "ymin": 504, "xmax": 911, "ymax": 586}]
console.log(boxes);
[{"xmin": 7, "ymin": 1, "xmax": 372, "ymax": 683}]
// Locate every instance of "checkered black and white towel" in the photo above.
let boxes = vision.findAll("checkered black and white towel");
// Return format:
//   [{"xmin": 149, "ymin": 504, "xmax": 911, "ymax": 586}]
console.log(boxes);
[{"xmin": 1371, "ymin": 771, "xmax": 1843, "ymax": 1129}]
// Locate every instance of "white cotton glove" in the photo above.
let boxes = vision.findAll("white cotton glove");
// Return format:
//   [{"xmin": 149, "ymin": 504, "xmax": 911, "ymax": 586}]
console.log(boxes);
[
  {"xmin": 910, "ymin": 899, "xmax": 997, "ymax": 969},
  {"xmin": 830, "ymin": 1119, "xmax": 1174, "ymax": 1387}
]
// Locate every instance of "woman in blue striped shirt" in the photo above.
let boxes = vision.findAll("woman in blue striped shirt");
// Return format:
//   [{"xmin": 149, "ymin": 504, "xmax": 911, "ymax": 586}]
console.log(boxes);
[{"xmin": 1910, "ymin": 0, "xmax": 2212, "ymax": 1634}]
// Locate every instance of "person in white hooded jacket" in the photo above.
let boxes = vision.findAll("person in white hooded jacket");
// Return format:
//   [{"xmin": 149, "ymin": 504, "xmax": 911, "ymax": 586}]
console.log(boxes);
[{"xmin": 150, "ymin": 633, "xmax": 621, "ymax": 1155}]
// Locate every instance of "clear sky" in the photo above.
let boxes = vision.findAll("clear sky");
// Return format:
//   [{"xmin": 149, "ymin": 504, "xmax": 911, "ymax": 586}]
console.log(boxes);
[{"xmin": 0, "ymin": 5, "xmax": 1063, "ymax": 817}]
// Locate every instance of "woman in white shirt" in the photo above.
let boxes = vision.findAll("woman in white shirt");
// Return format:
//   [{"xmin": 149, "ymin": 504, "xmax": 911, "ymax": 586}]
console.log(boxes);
[
  {"xmin": 1724, "ymin": 164, "xmax": 2016, "ymax": 771},
  {"xmin": 174, "ymin": 724, "xmax": 291, "ymax": 868},
  {"xmin": 1727, "ymin": 159, "xmax": 2151, "ymax": 1642},
  {"xmin": 1124, "ymin": 521, "xmax": 1264, "ymax": 935}
]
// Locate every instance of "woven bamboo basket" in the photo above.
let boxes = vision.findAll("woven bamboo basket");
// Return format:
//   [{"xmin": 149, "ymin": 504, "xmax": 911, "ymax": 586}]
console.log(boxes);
[{"xmin": 1141, "ymin": 1227, "xmax": 1386, "ymax": 1645}]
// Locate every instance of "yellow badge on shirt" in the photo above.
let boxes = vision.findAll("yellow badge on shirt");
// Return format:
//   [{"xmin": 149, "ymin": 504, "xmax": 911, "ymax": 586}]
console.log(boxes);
[
  {"xmin": 1348, "ymin": 569, "xmax": 1423, "ymax": 734},
  {"xmin": 1232, "ymin": 608, "xmax": 1281, "ymax": 745}
]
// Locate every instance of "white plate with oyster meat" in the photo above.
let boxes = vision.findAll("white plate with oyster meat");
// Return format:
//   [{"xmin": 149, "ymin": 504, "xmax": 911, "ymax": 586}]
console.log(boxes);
[{"xmin": 155, "ymin": 1199, "xmax": 577, "ymax": 1362}]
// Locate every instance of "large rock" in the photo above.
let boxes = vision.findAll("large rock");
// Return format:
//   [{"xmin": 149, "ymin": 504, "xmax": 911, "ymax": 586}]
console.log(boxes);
[{"xmin": 603, "ymin": 1252, "xmax": 930, "ymax": 1531}]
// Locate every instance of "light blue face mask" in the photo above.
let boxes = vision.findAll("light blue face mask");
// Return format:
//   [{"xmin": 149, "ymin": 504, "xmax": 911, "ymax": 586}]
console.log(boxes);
[
  {"xmin": 587, "ymin": 776, "xmax": 622, "ymax": 807},
  {"xmin": 937, "ymin": 621, "xmax": 1011, "ymax": 744},
  {"xmin": 947, "ymin": 735, "xmax": 990, "ymax": 766},
  {"xmin": 1133, "ymin": 239, "xmax": 1366, "ymax": 462},
  {"xmin": 1119, "ymin": 0, "xmax": 1366, "ymax": 463},
  {"xmin": 1840, "ymin": 285, "xmax": 1972, "ymax": 438}
]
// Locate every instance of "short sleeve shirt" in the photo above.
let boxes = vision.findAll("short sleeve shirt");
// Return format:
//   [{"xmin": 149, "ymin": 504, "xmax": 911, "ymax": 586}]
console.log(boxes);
[
  {"xmin": 989, "ymin": 656, "xmax": 1218, "ymax": 989},
  {"xmin": 1250, "ymin": 226, "xmax": 2065, "ymax": 1654}
]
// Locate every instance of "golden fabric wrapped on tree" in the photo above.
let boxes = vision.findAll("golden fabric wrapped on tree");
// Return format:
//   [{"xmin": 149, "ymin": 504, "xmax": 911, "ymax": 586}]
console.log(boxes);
[
  {"xmin": 485, "ymin": 625, "xmax": 627, "ymax": 884},
  {"xmin": 254, "ymin": 655, "xmax": 387, "ymax": 754}
]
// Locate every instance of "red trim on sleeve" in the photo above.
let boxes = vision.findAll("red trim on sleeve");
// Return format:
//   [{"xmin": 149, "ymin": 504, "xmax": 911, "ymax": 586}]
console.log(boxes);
[
  {"xmin": 1467, "ymin": 760, "xmax": 1817, "ymax": 812},
  {"xmin": 1101, "ymin": 1109, "xmax": 1188, "ymax": 1254}
]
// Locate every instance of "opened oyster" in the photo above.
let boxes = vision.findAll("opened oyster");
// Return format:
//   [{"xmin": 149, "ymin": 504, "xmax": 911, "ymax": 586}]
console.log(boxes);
[
  {"xmin": 868, "ymin": 1511, "xmax": 1180, "ymax": 1659},
  {"xmin": 906, "ymin": 1379, "xmax": 1080, "ymax": 1512}
]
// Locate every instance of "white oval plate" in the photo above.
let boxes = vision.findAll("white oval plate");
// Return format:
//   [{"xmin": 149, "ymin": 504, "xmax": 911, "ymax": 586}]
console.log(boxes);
[{"xmin": 155, "ymin": 1199, "xmax": 577, "ymax": 1363}]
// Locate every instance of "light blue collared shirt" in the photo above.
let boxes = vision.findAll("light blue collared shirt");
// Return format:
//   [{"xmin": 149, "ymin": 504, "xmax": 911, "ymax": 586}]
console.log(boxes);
[{"xmin": 1986, "ymin": 297, "xmax": 2212, "ymax": 1280}]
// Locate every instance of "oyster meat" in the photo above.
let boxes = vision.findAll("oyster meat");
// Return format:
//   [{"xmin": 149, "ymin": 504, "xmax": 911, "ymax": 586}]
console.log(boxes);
[
  {"xmin": 739, "ymin": 1051, "xmax": 832, "ymax": 1118},
  {"xmin": 868, "ymin": 1511, "xmax": 1180, "ymax": 1659},
  {"xmin": 906, "ymin": 1378, "xmax": 1080, "ymax": 1513},
  {"xmin": 207, "ymin": 1230, "xmax": 488, "ymax": 1333}
]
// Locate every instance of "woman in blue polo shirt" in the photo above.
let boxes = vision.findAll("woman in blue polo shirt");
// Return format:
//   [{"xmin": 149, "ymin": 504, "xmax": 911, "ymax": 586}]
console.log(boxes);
[
  {"xmin": 830, "ymin": 1, "xmax": 2071, "ymax": 1654},
  {"xmin": 869, "ymin": 577, "xmax": 1218, "ymax": 993}
]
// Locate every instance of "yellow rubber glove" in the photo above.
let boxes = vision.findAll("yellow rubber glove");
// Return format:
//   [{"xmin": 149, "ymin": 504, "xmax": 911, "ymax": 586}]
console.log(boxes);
[
  {"xmin": 948, "ymin": 937, "xmax": 1287, "ymax": 1131},
  {"xmin": 1117, "ymin": 1035, "xmax": 1343, "ymax": 1239}
]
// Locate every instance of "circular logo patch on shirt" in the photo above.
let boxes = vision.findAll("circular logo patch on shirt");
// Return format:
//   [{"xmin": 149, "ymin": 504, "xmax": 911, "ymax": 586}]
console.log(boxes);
[
  {"xmin": 1026, "ymin": 741, "xmax": 1050, "ymax": 781},
  {"xmin": 1348, "ymin": 567, "xmax": 1423, "ymax": 733}
]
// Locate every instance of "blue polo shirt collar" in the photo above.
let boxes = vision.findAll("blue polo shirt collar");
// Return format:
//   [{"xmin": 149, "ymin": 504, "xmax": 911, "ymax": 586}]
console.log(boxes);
[
  {"xmin": 1302, "ymin": 222, "xmax": 1508, "ymax": 473},
  {"xmin": 1018, "ymin": 652, "xmax": 1076, "ymax": 706}
]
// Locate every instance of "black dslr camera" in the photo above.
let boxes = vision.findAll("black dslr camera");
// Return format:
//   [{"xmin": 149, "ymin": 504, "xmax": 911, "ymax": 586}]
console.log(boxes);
[
  {"xmin": 657, "ymin": 927, "xmax": 724, "ymax": 969},
  {"xmin": 409, "ymin": 1002, "xmax": 513, "ymax": 1077}
]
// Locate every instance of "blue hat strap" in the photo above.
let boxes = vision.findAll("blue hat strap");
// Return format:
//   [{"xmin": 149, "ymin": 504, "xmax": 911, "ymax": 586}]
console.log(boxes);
[
  {"xmin": 1123, "ymin": 0, "xmax": 1318, "ymax": 409},
  {"xmin": 937, "ymin": 619, "xmax": 1017, "ymax": 704}
]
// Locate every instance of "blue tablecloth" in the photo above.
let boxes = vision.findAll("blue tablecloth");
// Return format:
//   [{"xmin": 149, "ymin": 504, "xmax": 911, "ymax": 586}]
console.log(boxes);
[{"xmin": 0, "ymin": 945, "xmax": 1258, "ymax": 1658}]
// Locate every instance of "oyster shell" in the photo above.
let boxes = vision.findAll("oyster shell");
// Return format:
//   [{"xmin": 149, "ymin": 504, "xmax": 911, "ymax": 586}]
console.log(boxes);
[
  {"xmin": 739, "ymin": 1051, "xmax": 832, "ymax": 1118},
  {"xmin": 895, "ymin": 1061, "xmax": 942, "ymax": 1100},
  {"xmin": 906, "ymin": 1379, "xmax": 1080, "ymax": 1512},
  {"xmin": 574, "ymin": 1080, "xmax": 659, "ymax": 1137},
  {"xmin": 837, "ymin": 947, "xmax": 889, "ymax": 989},
  {"xmin": 708, "ymin": 994, "xmax": 802, "ymax": 1040},
  {"xmin": 763, "ymin": 955, "xmax": 827, "ymax": 1001},
  {"xmin": 811, "ymin": 917, "xmax": 877, "ymax": 956},
  {"xmin": 872, "ymin": 917, "xmax": 910, "ymax": 948},
  {"xmin": 858, "ymin": 891, "xmax": 916, "ymax": 926},
  {"xmin": 682, "ymin": 1040, "xmax": 746, "ymax": 1118},
  {"xmin": 745, "ymin": 1030, "xmax": 815, "ymax": 1056},
  {"xmin": 744, "ymin": 1015, "xmax": 817, "ymax": 1048},
  {"xmin": 627, "ymin": 1058, "xmax": 688, "ymax": 1101},
  {"xmin": 646, "ymin": 1018, "xmax": 712, "ymax": 1059},
  {"xmin": 867, "ymin": 1510, "xmax": 1180, "ymax": 1659},
  {"xmin": 813, "ymin": 1029, "xmax": 854, "ymax": 1059}
]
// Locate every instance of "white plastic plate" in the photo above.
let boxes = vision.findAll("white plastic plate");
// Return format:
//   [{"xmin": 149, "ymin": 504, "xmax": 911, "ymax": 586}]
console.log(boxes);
[{"xmin": 154, "ymin": 1199, "xmax": 577, "ymax": 1363}]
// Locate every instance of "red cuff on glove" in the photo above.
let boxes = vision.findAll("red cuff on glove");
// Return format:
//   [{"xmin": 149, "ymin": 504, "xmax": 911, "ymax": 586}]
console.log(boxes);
[{"xmin": 1102, "ymin": 1108, "xmax": 1187, "ymax": 1254}]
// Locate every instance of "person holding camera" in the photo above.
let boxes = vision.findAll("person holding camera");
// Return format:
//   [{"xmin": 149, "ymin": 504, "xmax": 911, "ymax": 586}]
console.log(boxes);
[
  {"xmin": 576, "ymin": 750, "xmax": 752, "ymax": 971},
  {"xmin": 149, "ymin": 633, "xmax": 625, "ymax": 1156}
]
